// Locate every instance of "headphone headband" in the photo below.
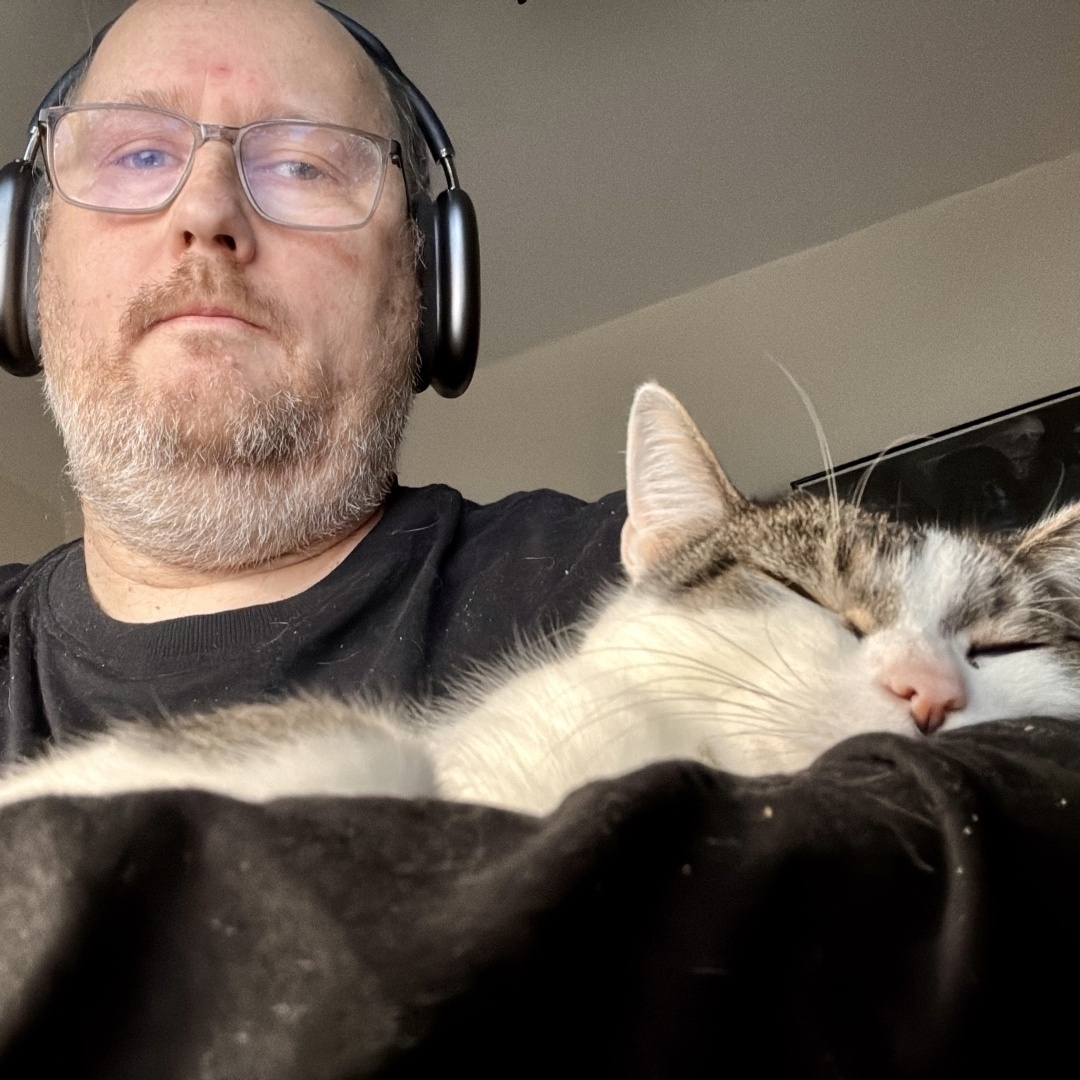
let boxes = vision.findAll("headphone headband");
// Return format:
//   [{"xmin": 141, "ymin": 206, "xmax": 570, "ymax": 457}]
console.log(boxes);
[
  {"xmin": 25, "ymin": 20, "xmax": 116, "ymax": 135},
  {"xmin": 316, "ymin": 3, "xmax": 456, "ymax": 170}
]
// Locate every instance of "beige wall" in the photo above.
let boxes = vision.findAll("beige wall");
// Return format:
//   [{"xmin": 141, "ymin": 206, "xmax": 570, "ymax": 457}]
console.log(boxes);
[
  {"xmin": 0, "ymin": 376, "xmax": 77, "ymax": 565},
  {"xmin": 0, "ymin": 477, "xmax": 69, "ymax": 566},
  {"xmin": 400, "ymin": 151, "xmax": 1080, "ymax": 503}
]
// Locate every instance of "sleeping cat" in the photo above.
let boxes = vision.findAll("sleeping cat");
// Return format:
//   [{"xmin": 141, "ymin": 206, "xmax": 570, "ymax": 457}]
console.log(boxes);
[{"xmin": 2, "ymin": 383, "xmax": 1079, "ymax": 815}]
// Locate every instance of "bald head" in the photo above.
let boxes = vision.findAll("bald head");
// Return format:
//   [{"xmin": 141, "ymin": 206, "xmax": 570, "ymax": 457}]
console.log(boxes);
[{"xmin": 76, "ymin": 0, "xmax": 397, "ymax": 139}]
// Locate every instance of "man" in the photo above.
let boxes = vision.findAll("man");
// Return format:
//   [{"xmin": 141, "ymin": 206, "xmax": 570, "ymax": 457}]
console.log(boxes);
[
  {"xmin": 0, "ymin": 0, "xmax": 624, "ymax": 758},
  {"xmin": 0, "ymin": 8, "xmax": 1076, "ymax": 1076}
]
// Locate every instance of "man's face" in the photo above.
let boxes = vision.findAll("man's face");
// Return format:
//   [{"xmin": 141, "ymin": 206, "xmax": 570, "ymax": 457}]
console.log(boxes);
[{"xmin": 38, "ymin": 0, "xmax": 419, "ymax": 571}]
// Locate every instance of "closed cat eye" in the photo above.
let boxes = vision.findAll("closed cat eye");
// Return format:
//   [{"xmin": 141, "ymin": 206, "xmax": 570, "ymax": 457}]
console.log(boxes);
[
  {"xmin": 966, "ymin": 640, "xmax": 1044, "ymax": 667},
  {"xmin": 756, "ymin": 569, "xmax": 871, "ymax": 641},
  {"xmin": 757, "ymin": 569, "xmax": 820, "ymax": 606}
]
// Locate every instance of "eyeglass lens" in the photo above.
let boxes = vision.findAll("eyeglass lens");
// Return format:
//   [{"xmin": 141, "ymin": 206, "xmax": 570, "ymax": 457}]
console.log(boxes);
[
  {"xmin": 48, "ymin": 107, "xmax": 388, "ymax": 228},
  {"xmin": 241, "ymin": 122, "xmax": 385, "ymax": 227}
]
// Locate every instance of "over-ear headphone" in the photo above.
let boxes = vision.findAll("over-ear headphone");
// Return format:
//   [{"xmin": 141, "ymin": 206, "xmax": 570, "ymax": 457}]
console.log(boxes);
[{"xmin": 0, "ymin": 2, "xmax": 479, "ymax": 396}]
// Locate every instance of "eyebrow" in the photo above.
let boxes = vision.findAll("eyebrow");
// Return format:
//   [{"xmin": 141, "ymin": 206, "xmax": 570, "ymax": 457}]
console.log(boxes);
[
  {"xmin": 108, "ymin": 86, "xmax": 189, "ymax": 113},
  {"xmin": 106, "ymin": 86, "xmax": 340, "ymax": 126},
  {"xmin": 138, "ymin": 88, "xmax": 185, "ymax": 112}
]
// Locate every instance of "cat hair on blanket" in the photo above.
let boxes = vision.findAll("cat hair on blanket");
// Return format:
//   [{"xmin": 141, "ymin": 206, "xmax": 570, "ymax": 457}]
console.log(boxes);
[{"xmin": 3, "ymin": 383, "xmax": 1080, "ymax": 816}]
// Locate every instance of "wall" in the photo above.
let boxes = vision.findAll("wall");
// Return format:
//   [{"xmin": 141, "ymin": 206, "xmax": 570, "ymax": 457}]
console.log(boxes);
[{"xmin": 400, "ymin": 151, "xmax": 1080, "ymax": 503}]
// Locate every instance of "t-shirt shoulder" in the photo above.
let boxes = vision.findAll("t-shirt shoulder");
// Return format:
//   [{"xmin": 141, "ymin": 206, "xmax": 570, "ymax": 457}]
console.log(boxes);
[
  {"xmin": 0, "ymin": 541, "xmax": 79, "ymax": 608},
  {"xmin": 0, "ymin": 562, "xmax": 29, "ymax": 598},
  {"xmin": 390, "ymin": 483, "xmax": 625, "ymax": 540}
]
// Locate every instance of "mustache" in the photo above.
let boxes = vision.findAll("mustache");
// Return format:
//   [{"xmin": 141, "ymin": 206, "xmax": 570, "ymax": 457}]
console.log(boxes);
[{"xmin": 118, "ymin": 259, "xmax": 296, "ymax": 350}]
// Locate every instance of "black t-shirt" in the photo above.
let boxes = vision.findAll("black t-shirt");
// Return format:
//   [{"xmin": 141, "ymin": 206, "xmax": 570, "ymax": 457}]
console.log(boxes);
[{"xmin": 0, "ymin": 483, "xmax": 626, "ymax": 761}]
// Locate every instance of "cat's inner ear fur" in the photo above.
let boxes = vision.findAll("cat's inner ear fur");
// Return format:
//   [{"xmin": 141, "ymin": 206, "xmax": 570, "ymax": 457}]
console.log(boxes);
[
  {"xmin": 1012, "ymin": 501, "xmax": 1080, "ymax": 576},
  {"xmin": 621, "ymin": 383, "xmax": 744, "ymax": 582}
]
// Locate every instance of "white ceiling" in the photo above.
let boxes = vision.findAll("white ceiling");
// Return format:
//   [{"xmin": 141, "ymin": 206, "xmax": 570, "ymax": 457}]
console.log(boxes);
[{"xmin": 3, "ymin": 0, "xmax": 1079, "ymax": 368}]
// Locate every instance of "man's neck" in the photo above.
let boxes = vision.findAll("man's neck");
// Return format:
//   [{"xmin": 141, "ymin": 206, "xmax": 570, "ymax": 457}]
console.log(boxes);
[{"xmin": 81, "ymin": 509, "xmax": 383, "ymax": 623}]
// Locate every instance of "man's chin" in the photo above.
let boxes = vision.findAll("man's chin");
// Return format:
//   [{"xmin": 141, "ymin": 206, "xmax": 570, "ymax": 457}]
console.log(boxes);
[{"xmin": 129, "ymin": 327, "xmax": 291, "ymax": 393}]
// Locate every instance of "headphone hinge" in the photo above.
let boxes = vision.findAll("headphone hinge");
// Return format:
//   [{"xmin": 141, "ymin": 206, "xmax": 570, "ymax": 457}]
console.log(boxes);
[
  {"xmin": 21, "ymin": 128, "xmax": 41, "ymax": 166},
  {"xmin": 438, "ymin": 154, "xmax": 460, "ymax": 193}
]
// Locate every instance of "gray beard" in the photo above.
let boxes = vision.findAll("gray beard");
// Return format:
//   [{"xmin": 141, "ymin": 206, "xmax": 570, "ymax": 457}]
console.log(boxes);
[
  {"xmin": 38, "ymin": 245, "xmax": 420, "ymax": 573},
  {"xmin": 44, "ymin": 364, "xmax": 414, "ymax": 572}
]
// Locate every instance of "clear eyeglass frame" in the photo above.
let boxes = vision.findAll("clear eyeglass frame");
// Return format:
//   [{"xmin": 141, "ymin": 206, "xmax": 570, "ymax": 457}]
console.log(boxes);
[{"xmin": 35, "ymin": 102, "xmax": 405, "ymax": 232}]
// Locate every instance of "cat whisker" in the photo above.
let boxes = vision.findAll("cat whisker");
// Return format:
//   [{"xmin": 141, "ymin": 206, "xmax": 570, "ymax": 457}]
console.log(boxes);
[
  {"xmin": 851, "ymin": 432, "xmax": 924, "ymax": 510},
  {"xmin": 1037, "ymin": 461, "xmax": 1067, "ymax": 522},
  {"xmin": 765, "ymin": 351, "xmax": 839, "ymax": 529},
  {"xmin": 535, "ymin": 661, "xmax": 813, "ymax": 737},
  {"xmin": 595, "ymin": 659, "xmax": 810, "ymax": 718},
  {"xmin": 524, "ymin": 693, "xmax": 802, "ymax": 775},
  {"xmin": 620, "ymin": 607, "xmax": 816, "ymax": 687},
  {"xmin": 564, "ymin": 657, "xmax": 808, "ymax": 717},
  {"xmin": 758, "ymin": 618, "xmax": 816, "ymax": 693},
  {"xmin": 580, "ymin": 637, "xmax": 803, "ymax": 692}
]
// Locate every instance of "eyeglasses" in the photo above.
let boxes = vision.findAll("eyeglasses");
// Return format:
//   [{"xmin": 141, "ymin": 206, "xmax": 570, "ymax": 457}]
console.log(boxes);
[{"xmin": 35, "ymin": 103, "xmax": 404, "ymax": 231}]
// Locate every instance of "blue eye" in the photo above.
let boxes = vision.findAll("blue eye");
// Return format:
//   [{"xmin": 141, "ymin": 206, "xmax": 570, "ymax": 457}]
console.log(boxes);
[{"xmin": 113, "ymin": 147, "xmax": 176, "ymax": 171}]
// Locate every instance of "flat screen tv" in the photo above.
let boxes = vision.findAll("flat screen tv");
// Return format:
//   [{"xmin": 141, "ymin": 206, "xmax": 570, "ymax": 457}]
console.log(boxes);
[{"xmin": 793, "ymin": 386, "xmax": 1080, "ymax": 530}]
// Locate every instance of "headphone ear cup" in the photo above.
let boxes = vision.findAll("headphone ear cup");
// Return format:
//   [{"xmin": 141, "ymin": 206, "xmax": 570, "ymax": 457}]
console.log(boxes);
[
  {"xmin": 426, "ymin": 187, "xmax": 479, "ymax": 399},
  {"xmin": 414, "ymin": 189, "xmax": 481, "ymax": 398},
  {"xmin": 0, "ymin": 159, "xmax": 42, "ymax": 377}
]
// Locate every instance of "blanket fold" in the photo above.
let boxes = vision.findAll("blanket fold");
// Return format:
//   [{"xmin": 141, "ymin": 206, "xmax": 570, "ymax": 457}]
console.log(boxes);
[{"xmin": 0, "ymin": 717, "xmax": 1077, "ymax": 1078}]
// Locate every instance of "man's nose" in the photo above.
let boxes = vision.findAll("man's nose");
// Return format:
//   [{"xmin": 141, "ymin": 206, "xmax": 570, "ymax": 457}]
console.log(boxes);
[{"xmin": 165, "ymin": 143, "xmax": 257, "ymax": 261}]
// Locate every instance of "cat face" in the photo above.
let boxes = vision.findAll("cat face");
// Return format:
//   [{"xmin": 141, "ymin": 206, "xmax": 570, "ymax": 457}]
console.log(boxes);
[{"xmin": 619, "ymin": 384, "xmax": 1080, "ymax": 760}]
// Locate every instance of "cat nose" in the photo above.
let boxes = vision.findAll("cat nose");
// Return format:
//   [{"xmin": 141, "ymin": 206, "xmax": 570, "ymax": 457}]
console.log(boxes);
[{"xmin": 879, "ymin": 659, "xmax": 967, "ymax": 735}]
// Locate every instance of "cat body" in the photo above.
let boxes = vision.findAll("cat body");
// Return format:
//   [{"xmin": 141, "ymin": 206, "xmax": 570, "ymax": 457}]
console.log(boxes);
[
  {"xmin": 434, "ymin": 500, "xmax": 1080, "ymax": 810},
  {"xmin": 3, "ymin": 384, "xmax": 1080, "ymax": 815}
]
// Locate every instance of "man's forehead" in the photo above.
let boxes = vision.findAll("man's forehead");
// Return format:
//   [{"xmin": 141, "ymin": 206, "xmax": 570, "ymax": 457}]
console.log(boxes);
[{"xmin": 77, "ymin": 0, "xmax": 390, "ymax": 128}]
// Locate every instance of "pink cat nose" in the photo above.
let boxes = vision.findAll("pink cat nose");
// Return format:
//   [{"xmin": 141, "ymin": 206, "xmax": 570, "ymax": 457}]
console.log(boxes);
[{"xmin": 880, "ymin": 662, "xmax": 967, "ymax": 735}]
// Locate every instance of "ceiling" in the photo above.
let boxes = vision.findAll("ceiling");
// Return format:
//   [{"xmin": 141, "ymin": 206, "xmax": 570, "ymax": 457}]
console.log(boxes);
[{"xmin": 3, "ymin": 0, "xmax": 1079, "ymax": 369}]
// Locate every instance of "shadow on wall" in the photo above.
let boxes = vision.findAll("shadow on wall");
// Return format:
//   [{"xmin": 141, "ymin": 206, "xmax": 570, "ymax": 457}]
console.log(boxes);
[{"xmin": 0, "ymin": 476, "xmax": 72, "ymax": 566}]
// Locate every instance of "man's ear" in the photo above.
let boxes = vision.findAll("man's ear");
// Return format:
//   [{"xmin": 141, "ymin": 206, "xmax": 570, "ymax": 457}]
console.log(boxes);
[{"xmin": 620, "ymin": 383, "xmax": 744, "ymax": 582}]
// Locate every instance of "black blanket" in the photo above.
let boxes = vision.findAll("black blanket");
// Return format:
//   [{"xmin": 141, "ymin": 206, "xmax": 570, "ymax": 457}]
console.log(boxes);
[{"xmin": 0, "ymin": 718, "xmax": 1077, "ymax": 1078}]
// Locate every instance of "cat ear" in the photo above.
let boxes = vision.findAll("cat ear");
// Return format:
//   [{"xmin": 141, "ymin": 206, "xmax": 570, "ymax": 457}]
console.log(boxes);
[
  {"xmin": 1012, "ymin": 501, "xmax": 1080, "ymax": 572},
  {"xmin": 621, "ymin": 383, "xmax": 744, "ymax": 582}
]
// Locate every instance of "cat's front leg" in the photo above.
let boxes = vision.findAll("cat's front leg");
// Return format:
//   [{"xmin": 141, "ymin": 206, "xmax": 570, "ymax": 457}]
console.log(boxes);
[{"xmin": 0, "ymin": 703, "xmax": 438, "ymax": 807}]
